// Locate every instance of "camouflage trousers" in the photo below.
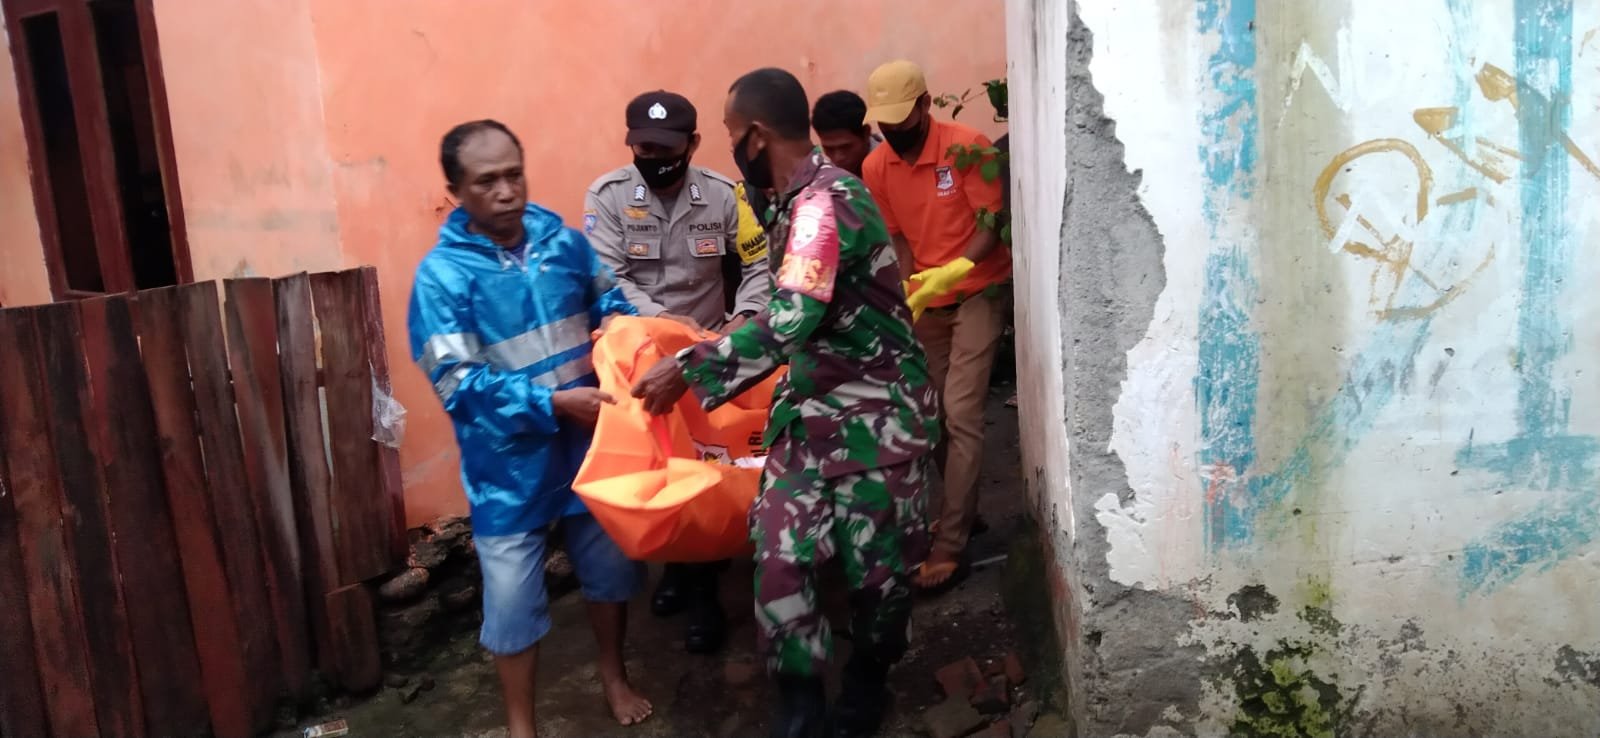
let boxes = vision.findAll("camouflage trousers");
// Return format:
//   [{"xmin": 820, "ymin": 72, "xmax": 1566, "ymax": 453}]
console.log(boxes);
[{"xmin": 750, "ymin": 433, "xmax": 932, "ymax": 677}]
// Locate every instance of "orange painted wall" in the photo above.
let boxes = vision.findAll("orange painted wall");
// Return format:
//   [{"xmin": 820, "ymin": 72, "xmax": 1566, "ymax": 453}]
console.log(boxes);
[
  {"xmin": 307, "ymin": 1, "xmax": 1007, "ymax": 525},
  {"xmin": 0, "ymin": 1, "xmax": 1006, "ymax": 525},
  {"xmin": 151, "ymin": 0, "xmax": 347, "ymax": 279},
  {"xmin": 0, "ymin": 13, "xmax": 51, "ymax": 307}
]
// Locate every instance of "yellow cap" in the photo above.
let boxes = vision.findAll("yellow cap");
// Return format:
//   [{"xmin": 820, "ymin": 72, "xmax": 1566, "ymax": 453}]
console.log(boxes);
[{"xmin": 862, "ymin": 60, "xmax": 928, "ymax": 125}]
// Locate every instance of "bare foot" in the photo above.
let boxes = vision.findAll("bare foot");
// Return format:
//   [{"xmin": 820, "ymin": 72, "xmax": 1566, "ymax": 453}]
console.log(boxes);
[{"xmin": 603, "ymin": 677, "xmax": 653, "ymax": 726}]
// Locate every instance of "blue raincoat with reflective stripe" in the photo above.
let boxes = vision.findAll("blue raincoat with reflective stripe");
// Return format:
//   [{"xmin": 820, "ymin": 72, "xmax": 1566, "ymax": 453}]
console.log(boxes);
[{"xmin": 408, "ymin": 203, "xmax": 636, "ymax": 537}]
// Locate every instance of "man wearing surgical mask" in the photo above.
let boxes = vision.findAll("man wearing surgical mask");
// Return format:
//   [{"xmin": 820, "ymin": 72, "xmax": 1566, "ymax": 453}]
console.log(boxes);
[
  {"xmin": 584, "ymin": 90, "xmax": 771, "ymax": 656},
  {"xmin": 860, "ymin": 61, "xmax": 1011, "ymax": 593}
]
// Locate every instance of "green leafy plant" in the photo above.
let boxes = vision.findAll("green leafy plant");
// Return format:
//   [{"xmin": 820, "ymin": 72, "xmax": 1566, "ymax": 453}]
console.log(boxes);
[
  {"xmin": 931, "ymin": 88, "xmax": 983, "ymax": 120},
  {"xmin": 934, "ymin": 79, "xmax": 1009, "ymax": 122},
  {"xmin": 983, "ymin": 78, "xmax": 1008, "ymax": 121},
  {"xmin": 938, "ymin": 78, "xmax": 1011, "ymax": 243}
]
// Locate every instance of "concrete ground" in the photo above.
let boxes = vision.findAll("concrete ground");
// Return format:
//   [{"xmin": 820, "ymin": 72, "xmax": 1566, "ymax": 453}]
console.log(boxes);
[{"xmin": 282, "ymin": 387, "xmax": 1056, "ymax": 738}]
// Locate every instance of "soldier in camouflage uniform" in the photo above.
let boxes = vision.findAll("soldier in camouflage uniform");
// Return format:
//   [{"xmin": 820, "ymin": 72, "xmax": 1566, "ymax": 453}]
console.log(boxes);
[{"xmin": 632, "ymin": 68, "xmax": 939, "ymax": 738}]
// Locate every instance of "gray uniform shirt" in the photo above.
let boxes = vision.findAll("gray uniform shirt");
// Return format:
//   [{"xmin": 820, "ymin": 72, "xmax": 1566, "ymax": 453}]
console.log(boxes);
[{"xmin": 584, "ymin": 165, "xmax": 770, "ymax": 329}]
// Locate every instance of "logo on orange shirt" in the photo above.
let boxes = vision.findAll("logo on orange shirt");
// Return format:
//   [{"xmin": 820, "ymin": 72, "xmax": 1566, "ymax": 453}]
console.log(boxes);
[{"xmin": 935, "ymin": 166, "xmax": 956, "ymax": 193}]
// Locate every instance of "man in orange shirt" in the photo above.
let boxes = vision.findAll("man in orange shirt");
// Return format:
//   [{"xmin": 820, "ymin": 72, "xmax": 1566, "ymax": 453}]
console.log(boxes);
[{"xmin": 860, "ymin": 59, "xmax": 1011, "ymax": 590}]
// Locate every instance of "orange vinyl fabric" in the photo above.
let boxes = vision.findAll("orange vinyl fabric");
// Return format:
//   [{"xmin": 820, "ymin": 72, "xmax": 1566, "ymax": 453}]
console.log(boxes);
[{"xmin": 572, "ymin": 316, "xmax": 783, "ymax": 562}]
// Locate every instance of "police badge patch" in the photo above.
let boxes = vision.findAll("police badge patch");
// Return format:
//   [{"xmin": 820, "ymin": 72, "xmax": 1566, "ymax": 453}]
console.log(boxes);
[
  {"xmin": 583, "ymin": 210, "xmax": 597, "ymax": 234},
  {"xmin": 633, "ymin": 184, "xmax": 647, "ymax": 202},
  {"xmin": 689, "ymin": 183, "xmax": 703, "ymax": 202},
  {"xmin": 692, "ymin": 237, "xmax": 720, "ymax": 256}
]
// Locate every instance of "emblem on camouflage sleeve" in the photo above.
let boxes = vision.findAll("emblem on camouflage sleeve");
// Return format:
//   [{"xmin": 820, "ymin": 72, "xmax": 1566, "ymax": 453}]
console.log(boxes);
[{"xmin": 775, "ymin": 192, "xmax": 839, "ymax": 303}]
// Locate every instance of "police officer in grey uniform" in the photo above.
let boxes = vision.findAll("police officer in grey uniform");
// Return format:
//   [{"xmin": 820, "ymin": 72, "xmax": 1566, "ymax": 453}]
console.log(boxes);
[
  {"xmin": 585, "ymin": 91, "xmax": 769, "ymax": 334},
  {"xmin": 583, "ymin": 90, "xmax": 769, "ymax": 655}
]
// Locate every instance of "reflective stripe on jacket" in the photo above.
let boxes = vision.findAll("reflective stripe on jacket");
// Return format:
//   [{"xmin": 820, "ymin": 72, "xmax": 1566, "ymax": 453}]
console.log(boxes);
[{"xmin": 408, "ymin": 202, "xmax": 636, "ymax": 536}]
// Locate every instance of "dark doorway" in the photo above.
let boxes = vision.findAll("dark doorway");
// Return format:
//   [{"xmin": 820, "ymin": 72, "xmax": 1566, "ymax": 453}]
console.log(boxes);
[
  {"xmin": 91, "ymin": 0, "xmax": 175, "ymax": 289},
  {"xmin": 5, "ymin": 0, "xmax": 190, "ymax": 298}
]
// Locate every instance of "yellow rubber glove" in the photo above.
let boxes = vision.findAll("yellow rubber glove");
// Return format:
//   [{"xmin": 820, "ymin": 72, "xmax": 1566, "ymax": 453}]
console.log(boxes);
[{"xmin": 905, "ymin": 257, "xmax": 976, "ymax": 321}]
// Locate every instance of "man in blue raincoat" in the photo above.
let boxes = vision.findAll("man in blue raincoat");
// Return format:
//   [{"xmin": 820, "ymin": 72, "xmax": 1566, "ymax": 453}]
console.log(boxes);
[{"xmin": 408, "ymin": 120, "xmax": 652, "ymax": 737}]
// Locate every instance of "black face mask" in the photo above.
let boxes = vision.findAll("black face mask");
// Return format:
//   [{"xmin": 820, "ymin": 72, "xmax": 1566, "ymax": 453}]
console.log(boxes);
[
  {"xmin": 881, "ymin": 113, "xmax": 928, "ymax": 157},
  {"xmin": 733, "ymin": 127, "xmax": 773, "ymax": 192},
  {"xmin": 634, "ymin": 152, "xmax": 689, "ymax": 190}
]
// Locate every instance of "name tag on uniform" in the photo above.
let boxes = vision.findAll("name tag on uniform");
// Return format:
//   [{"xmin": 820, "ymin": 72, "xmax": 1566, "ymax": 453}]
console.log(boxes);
[
  {"xmin": 627, "ymin": 240, "xmax": 661, "ymax": 260},
  {"xmin": 691, "ymin": 236, "xmax": 723, "ymax": 257}
]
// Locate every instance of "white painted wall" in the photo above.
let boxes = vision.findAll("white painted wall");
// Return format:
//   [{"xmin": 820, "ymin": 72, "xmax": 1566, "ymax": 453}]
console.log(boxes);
[
  {"xmin": 1005, "ymin": 0, "xmax": 1073, "ymax": 532},
  {"xmin": 1013, "ymin": 0, "xmax": 1600, "ymax": 733}
]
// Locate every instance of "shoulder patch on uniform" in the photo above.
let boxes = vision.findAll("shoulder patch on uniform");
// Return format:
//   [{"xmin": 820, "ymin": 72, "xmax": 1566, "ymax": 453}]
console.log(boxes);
[
  {"xmin": 587, "ymin": 167, "xmax": 633, "ymax": 194},
  {"xmin": 583, "ymin": 210, "xmax": 597, "ymax": 234},
  {"xmin": 775, "ymin": 191, "xmax": 838, "ymax": 302},
  {"xmin": 733, "ymin": 186, "xmax": 768, "ymax": 266},
  {"xmin": 698, "ymin": 168, "xmax": 736, "ymax": 187}
]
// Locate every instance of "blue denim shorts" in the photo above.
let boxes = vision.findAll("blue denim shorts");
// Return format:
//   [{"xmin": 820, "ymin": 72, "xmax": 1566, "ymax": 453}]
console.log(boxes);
[{"xmin": 475, "ymin": 513, "xmax": 644, "ymax": 656}]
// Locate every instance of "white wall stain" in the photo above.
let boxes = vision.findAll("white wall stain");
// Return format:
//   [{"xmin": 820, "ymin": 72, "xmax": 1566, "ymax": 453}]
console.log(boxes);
[{"xmin": 1280, "ymin": 34, "xmax": 1354, "ymax": 126}]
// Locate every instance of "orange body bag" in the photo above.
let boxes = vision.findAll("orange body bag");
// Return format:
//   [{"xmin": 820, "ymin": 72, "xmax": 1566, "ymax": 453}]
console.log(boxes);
[{"xmin": 572, "ymin": 317, "xmax": 783, "ymax": 562}]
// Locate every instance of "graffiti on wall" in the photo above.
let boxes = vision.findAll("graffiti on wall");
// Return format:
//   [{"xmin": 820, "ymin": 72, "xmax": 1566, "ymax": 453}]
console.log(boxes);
[
  {"xmin": 1196, "ymin": 0, "xmax": 1592, "ymax": 595},
  {"xmin": 1313, "ymin": 135, "xmax": 1494, "ymax": 322}
]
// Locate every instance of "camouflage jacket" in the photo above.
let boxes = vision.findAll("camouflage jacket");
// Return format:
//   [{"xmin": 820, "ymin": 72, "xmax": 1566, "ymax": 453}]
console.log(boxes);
[{"xmin": 676, "ymin": 148, "xmax": 941, "ymax": 478}]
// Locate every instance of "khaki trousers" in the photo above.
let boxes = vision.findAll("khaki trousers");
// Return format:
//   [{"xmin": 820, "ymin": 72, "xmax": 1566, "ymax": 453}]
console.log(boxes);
[{"xmin": 914, "ymin": 285, "xmax": 1010, "ymax": 555}]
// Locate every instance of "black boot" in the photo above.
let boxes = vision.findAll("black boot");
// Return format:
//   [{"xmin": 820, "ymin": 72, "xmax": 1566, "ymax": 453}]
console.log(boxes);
[
  {"xmin": 829, "ymin": 649, "xmax": 892, "ymax": 738},
  {"xmin": 771, "ymin": 674, "xmax": 827, "ymax": 738},
  {"xmin": 684, "ymin": 590, "xmax": 726, "ymax": 654},
  {"xmin": 651, "ymin": 563, "xmax": 687, "ymax": 617}
]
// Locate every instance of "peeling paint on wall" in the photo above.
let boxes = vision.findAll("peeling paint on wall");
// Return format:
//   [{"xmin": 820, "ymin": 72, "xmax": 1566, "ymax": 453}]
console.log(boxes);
[
  {"xmin": 1025, "ymin": 0, "xmax": 1600, "ymax": 733},
  {"xmin": 1455, "ymin": 0, "xmax": 1597, "ymax": 595},
  {"xmin": 1194, "ymin": 0, "xmax": 1265, "ymax": 551}
]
